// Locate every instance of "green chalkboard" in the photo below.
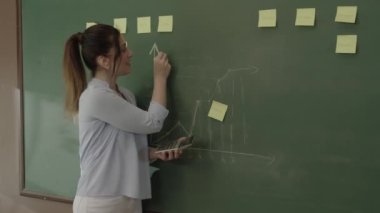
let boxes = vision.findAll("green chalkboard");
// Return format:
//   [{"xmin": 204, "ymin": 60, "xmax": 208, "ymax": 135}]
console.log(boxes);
[{"xmin": 22, "ymin": 0, "xmax": 380, "ymax": 212}]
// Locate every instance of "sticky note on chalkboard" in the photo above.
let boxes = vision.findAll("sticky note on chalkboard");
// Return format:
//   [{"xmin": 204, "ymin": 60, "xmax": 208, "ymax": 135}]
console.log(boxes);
[
  {"xmin": 336, "ymin": 35, "xmax": 357, "ymax": 54},
  {"xmin": 158, "ymin": 15, "xmax": 173, "ymax": 32},
  {"xmin": 114, "ymin": 18, "xmax": 127, "ymax": 33},
  {"xmin": 295, "ymin": 8, "xmax": 316, "ymax": 26},
  {"xmin": 208, "ymin": 101, "xmax": 228, "ymax": 122},
  {"xmin": 137, "ymin": 17, "xmax": 151, "ymax": 34},
  {"xmin": 86, "ymin": 22, "xmax": 97, "ymax": 29},
  {"xmin": 335, "ymin": 6, "xmax": 358, "ymax": 23},
  {"xmin": 258, "ymin": 9, "xmax": 277, "ymax": 27}
]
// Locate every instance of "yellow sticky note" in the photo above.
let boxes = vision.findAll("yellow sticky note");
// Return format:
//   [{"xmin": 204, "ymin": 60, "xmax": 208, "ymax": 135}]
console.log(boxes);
[
  {"xmin": 208, "ymin": 101, "xmax": 228, "ymax": 122},
  {"xmin": 137, "ymin": 17, "xmax": 151, "ymax": 34},
  {"xmin": 336, "ymin": 35, "xmax": 357, "ymax": 54},
  {"xmin": 158, "ymin": 15, "xmax": 173, "ymax": 32},
  {"xmin": 258, "ymin": 9, "xmax": 277, "ymax": 28},
  {"xmin": 114, "ymin": 18, "xmax": 127, "ymax": 33},
  {"xmin": 335, "ymin": 6, "xmax": 358, "ymax": 23},
  {"xmin": 295, "ymin": 8, "xmax": 316, "ymax": 26},
  {"xmin": 86, "ymin": 22, "xmax": 97, "ymax": 29}
]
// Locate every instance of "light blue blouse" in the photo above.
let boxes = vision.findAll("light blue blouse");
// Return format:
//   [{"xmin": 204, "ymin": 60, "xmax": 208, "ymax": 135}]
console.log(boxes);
[{"xmin": 76, "ymin": 78, "xmax": 169, "ymax": 199}]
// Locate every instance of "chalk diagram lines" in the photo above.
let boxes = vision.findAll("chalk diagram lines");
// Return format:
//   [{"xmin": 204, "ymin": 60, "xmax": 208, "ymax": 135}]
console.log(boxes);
[{"xmin": 155, "ymin": 65, "xmax": 275, "ymax": 165}]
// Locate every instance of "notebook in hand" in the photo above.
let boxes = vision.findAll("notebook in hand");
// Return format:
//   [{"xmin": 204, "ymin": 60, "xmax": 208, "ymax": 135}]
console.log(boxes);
[{"xmin": 155, "ymin": 135, "xmax": 194, "ymax": 153}]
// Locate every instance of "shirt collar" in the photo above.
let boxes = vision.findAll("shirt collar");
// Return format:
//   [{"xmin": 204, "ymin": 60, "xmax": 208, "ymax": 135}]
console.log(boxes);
[{"xmin": 89, "ymin": 78, "xmax": 110, "ymax": 88}]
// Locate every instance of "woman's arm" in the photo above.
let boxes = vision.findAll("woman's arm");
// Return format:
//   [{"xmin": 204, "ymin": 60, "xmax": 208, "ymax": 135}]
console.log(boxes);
[
  {"xmin": 81, "ymin": 89, "xmax": 168, "ymax": 134},
  {"xmin": 152, "ymin": 52, "xmax": 171, "ymax": 107},
  {"xmin": 80, "ymin": 52, "xmax": 172, "ymax": 134}
]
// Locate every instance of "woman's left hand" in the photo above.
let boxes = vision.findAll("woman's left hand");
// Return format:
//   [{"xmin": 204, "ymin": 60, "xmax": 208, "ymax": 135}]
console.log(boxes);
[
  {"xmin": 149, "ymin": 147, "xmax": 183, "ymax": 162},
  {"xmin": 155, "ymin": 148, "xmax": 183, "ymax": 161}
]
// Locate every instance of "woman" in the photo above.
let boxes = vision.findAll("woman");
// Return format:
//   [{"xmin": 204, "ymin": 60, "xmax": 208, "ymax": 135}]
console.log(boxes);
[{"xmin": 63, "ymin": 24, "xmax": 181, "ymax": 213}]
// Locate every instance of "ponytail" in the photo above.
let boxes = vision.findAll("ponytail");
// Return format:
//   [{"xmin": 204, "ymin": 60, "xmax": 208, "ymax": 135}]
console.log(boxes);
[
  {"xmin": 63, "ymin": 32, "xmax": 87, "ymax": 117},
  {"xmin": 63, "ymin": 24, "xmax": 121, "ymax": 117}
]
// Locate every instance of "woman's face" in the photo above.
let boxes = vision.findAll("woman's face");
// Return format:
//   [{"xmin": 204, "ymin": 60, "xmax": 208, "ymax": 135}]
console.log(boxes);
[{"xmin": 114, "ymin": 36, "xmax": 133, "ymax": 76}]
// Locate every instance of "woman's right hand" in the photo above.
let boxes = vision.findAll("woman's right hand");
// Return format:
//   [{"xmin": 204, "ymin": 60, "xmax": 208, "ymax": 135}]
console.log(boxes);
[{"xmin": 154, "ymin": 52, "xmax": 171, "ymax": 80}]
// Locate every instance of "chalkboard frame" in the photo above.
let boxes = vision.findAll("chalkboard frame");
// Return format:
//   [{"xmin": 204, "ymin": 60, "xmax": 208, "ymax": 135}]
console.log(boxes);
[
  {"xmin": 17, "ymin": 0, "xmax": 380, "ymax": 212},
  {"xmin": 16, "ymin": 0, "xmax": 73, "ymax": 203}
]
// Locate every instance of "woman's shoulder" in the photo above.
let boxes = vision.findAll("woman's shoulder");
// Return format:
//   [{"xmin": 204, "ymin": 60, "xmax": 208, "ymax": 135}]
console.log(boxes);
[
  {"xmin": 79, "ymin": 83, "xmax": 135, "ymax": 107},
  {"xmin": 119, "ymin": 86, "xmax": 136, "ymax": 104},
  {"xmin": 79, "ymin": 84, "xmax": 114, "ymax": 108}
]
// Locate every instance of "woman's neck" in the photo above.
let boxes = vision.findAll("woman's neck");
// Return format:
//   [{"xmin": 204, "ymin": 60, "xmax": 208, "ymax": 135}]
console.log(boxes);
[
  {"xmin": 94, "ymin": 71, "xmax": 117, "ymax": 90},
  {"xmin": 94, "ymin": 70, "xmax": 127, "ymax": 101}
]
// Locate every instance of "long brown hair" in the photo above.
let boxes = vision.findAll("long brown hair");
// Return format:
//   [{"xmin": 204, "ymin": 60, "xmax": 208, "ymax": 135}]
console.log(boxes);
[{"xmin": 63, "ymin": 24, "xmax": 121, "ymax": 116}]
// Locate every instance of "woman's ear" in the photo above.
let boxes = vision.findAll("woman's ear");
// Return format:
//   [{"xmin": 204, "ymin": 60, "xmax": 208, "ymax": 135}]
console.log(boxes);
[{"xmin": 96, "ymin": 55, "xmax": 111, "ymax": 70}]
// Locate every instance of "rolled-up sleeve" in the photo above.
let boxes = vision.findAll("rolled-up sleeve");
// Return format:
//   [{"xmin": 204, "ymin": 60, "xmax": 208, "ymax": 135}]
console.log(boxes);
[
  {"xmin": 81, "ymin": 89, "xmax": 169, "ymax": 134},
  {"xmin": 148, "ymin": 101, "xmax": 169, "ymax": 122}
]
